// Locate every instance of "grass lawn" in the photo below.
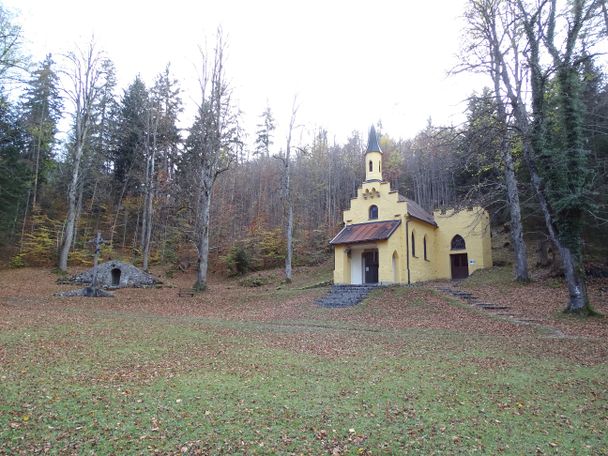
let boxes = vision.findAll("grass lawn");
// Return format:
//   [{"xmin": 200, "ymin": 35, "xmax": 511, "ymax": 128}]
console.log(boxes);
[{"xmin": 1, "ymin": 266, "xmax": 607, "ymax": 454}]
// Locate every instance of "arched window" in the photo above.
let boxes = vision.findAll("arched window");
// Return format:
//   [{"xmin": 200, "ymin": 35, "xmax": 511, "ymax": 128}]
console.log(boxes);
[
  {"xmin": 423, "ymin": 235, "xmax": 428, "ymax": 260},
  {"xmin": 451, "ymin": 234, "xmax": 466, "ymax": 250},
  {"xmin": 369, "ymin": 205, "xmax": 378, "ymax": 219},
  {"xmin": 369, "ymin": 160, "xmax": 373, "ymax": 172},
  {"xmin": 411, "ymin": 232, "xmax": 416, "ymax": 257}
]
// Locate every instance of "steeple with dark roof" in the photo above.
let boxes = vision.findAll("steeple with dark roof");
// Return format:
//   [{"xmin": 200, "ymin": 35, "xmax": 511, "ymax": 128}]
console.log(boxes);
[
  {"xmin": 365, "ymin": 124, "xmax": 383, "ymax": 182},
  {"xmin": 366, "ymin": 125, "xmax": 382, "ymax": 154}
]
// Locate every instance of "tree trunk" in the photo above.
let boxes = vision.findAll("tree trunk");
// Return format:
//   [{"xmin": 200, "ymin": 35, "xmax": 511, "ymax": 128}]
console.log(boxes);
[
  {"xmin": 538, "ymin": 239, "xmax": 554, "ymax": 267},
  {"xmin": 121, "ymin": 209, "xmax": 128, "ymax": 249},
  {"xmin": 140, "ymin": 179, "xmax": 147, "ymax": 256},
  {"xmin": 59, "ymin": 143, "xmax": 84, "ymax": 271},
  {"xmin": 31, "ymin": 127, "xmax": 43, "ymax": 211},
  {"xmin": 194, "ymin": 181, "xmax": 212, "ymax": 291},
  {"xmin": 502, "ymin": 139, "xmax": 529, "ymax": 281},
  {"xmin": 110, "ymin": 177, "xmax": 130, "ymax": 248},
  {"xmin": 525, "ymin": 144, "xmax": 590, "ymax": 313},
  {"xmin": 91, "ymin": 230, "xmax": 101, "ymax": 289},
  {"xmin": 58, "ymin": 40, "xmax": 104, "ymax": 272},
  {"xmin": 489, "ymin": 30, "xmax": 530, "ymax": 283},
  {"xmin": 559, "ymin": 245, "xmax": 589, "ymax": 313},
  {"xmin": 132, "ymin": 209, "xmax": 140, "ymax": 253},
  {"xmin": 142, "ymin": 153, "xmax": 155, "ymax": 272},
  {"xmin": 142, "ymin": 188, "xmax": 154, "ymax": 271},
  {"xmin": 142, "ymin": 115, "xmax": 158, "ymax": 272},
  {"xmin": 285, "ymin": 194, "xmax": 293, "ymax": 283},
  {"xmin": 282, "ymin": 100, "xmax": 297, "ymax": 283},
  {"xmin": 19, "ymin": 189, "xmax": 31, "ymax": 252},
  {"xmin": 72, "ymin": 179, "xmax": 85, "ymax": 249},
  {"xmin": 283, "ymin": 160, "xmax": 293, "ymax": 283}
]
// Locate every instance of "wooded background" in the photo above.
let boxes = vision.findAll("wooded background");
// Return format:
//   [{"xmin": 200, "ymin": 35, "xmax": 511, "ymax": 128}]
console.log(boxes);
[{"xmin": 0, "ymin": 1, "xmax": 606, "ymax": 310}]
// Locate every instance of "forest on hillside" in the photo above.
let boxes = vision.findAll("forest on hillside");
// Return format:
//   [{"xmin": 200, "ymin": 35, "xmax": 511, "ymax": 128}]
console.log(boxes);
[{"xmin": 0, "ymin": 1, "xmax": 607, "ymax": 312}]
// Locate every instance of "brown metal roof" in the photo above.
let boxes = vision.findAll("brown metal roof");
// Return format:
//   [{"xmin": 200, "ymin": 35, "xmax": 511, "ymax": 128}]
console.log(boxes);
[
  {"xmin": 330, "ymin": 220, "xmax": 401, "ymax": 245},
  {"xmin": 396, "ymin": 194, "xmax": 437, "ymax": 227}
]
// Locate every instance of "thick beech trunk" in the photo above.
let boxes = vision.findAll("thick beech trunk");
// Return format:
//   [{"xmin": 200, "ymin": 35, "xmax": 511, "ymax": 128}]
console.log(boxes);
[
  {"xmin": 489, "ymin": 26, "xmax": 529, "ymax": 283},
  {"xmin": 57, "ymin": 41, "xmax": 104, "ymax": 272},
  {"xmin": 142, "ymin": 148, "xmax": 155, "ymax": 272},
  {"xmin": 194, "ymin": 180, "xmax": 212, "ymax": 291},
  {"xmin": 282, "ymin": 100, "xmax": 297, "ymax": 283},
  {"xmin": 503, "ymin": 147, "xmax": 529, "ymax": 281},
  {"xmin": 59, "ymin": 142, "xmax": 84, "ymax": 271},
  {"xmin": 285, "ymin": 199, "xmax": 293, "ymax": 283}
]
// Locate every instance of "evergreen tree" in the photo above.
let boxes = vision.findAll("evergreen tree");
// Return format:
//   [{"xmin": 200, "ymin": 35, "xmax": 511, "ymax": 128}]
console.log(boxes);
[
  {"xmin": 0, "ymin": 93, "xmax": 29, "ymax": 244},
  {"xmin": 254, "ymin": 104, "xmax": 275, "ymax": 157},
  {"xmin": 457, "ymin": 89, "xmax": 502, "ymax": 196},
  {"xmin": 459, "ymin": 88, "xmax": 529, "ymax": 281},
  {"xmin": 20, "ymin": 54, "xmax": 62, "ymax": 210},
  {"xmin": 90, "ymin": 59, "xmax": 119, "ymax": 178},
  {"xmin": 149, "ymin": 64, "xmax": 182, "ymax": 178},
  {"xmin": 111, "ymin": 75, "xmax": 149, "ymax": 194},
  {"xmin": 579, "ymin": 61, "xmax": 608, "ymax": 257}
]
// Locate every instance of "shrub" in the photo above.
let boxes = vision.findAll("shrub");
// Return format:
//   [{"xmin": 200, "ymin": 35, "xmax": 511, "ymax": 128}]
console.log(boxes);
[
  {"xmin": 18, "ymin": 214, "xmax": 61, "ymax": 266},
  {"xmin": 239, "ymin": 274, "xmax": 271, "ymax": 287},
  {"xmin": 9, "ymin": 254, "xmax": 25, "ymax": 268},
  {"xmin": 225, "ymin": 243, "xmax": 251, "ymax": 276}
]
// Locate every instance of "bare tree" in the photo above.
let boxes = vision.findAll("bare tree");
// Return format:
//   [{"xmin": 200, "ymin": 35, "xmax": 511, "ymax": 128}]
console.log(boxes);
[
  {"xmin": 141, "ymin": 103, "xmax": 157, "ymax": 272},
  {"xmin": 0, "ymin": 4, "xmax": 27, "ymax": 83},
  {"xmin": 186, "ymin": 30, "xmax": 240, "ymax": 291},
  {"xmin": 141, "ymin": 66, "xmax": 182, "ymax": 271},
  {"xmin": 275, "ymin": 98, "xmax": 299, "ymax": 283},
  {"xmin": 58, "ymin": 40, "xmax": 107, "ymax": 272},
  {"xmin": 460, "ymin": 0, "xmax": 529, "ymax": 282}
]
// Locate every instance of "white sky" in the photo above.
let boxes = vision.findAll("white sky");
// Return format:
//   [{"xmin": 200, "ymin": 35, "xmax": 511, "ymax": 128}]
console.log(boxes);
[{"xmin": 6, "ymin": 0, "xmax": 489, "ymax": 151}]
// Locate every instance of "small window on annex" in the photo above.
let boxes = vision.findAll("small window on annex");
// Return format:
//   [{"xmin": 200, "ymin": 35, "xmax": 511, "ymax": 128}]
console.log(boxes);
[
  {"xmin": 411, "ymin": 232, "xmax": 416, "ymax": 257},
  {"xmin": 423, "ymin": 235, "xmax": 428, "ymax": 260},
  {"xmin": 451, "ymin": 234, "xmax": 466, "ymax": 250},
  {"xmin": 369, "ymin": 160, "xmax": 373, "ymax": 172},
  {"xmin": 369, "ymin": 205, "xmax": 378, "ymax": 220}
]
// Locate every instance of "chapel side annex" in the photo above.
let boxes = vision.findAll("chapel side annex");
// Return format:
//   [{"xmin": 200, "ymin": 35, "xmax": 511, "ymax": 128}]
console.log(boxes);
[{"xmin": 330, "ymin": 126, "xmax": 492, "ymax": 285}]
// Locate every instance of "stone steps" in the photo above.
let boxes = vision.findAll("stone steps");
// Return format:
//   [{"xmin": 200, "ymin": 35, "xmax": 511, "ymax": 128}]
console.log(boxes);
[
  {"xmin": 476, "ymin": 304, "xmax": 510, "ymax": 310},
  {"xmin": 316, "ymin": 284, "xmax": 381, "ymax": 308},
  {"xmin": 178, "ymin": 288, "xmax": 195, "ymax": 297},
  {"xmin": 433, "ymin": 284, "xmax": 566, "ymax": 338}
]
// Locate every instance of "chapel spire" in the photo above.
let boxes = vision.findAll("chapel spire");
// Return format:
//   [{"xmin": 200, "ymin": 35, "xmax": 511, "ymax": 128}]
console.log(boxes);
[
  {"xmin": 365, "ymin": 125, "xmax": 383, "ymax": 182},
  {"xmin": 366, "ymin": 125, "xmax": 382, "ymax": 154}
]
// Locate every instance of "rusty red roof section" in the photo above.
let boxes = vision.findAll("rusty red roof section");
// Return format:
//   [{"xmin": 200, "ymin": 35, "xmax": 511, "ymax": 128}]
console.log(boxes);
[
  {"xmin": 397, "ymin": 194, "xmax": 437, "ymax": 227},
  {"xmin": 330, "ymin": 220, "xmax": 401, "ymax": 245}
]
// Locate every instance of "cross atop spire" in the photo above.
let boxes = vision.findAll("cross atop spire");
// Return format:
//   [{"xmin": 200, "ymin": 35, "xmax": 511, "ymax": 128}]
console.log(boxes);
[{"xmin": 366, "ymin": 125, "xmax": 382, "ymax": 154}]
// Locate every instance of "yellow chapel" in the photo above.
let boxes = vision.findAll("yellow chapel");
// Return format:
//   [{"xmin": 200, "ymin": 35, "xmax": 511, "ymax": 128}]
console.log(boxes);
[{"xmin": 330, "ymin": 126, "xmax": 492, "ymax": 285}]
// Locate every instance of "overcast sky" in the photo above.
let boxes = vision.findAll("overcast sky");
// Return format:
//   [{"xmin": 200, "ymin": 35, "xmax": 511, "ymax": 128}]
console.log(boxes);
[{"xmin": 6, "ymin": 0, "xmax": 488, "ymax": 150}]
